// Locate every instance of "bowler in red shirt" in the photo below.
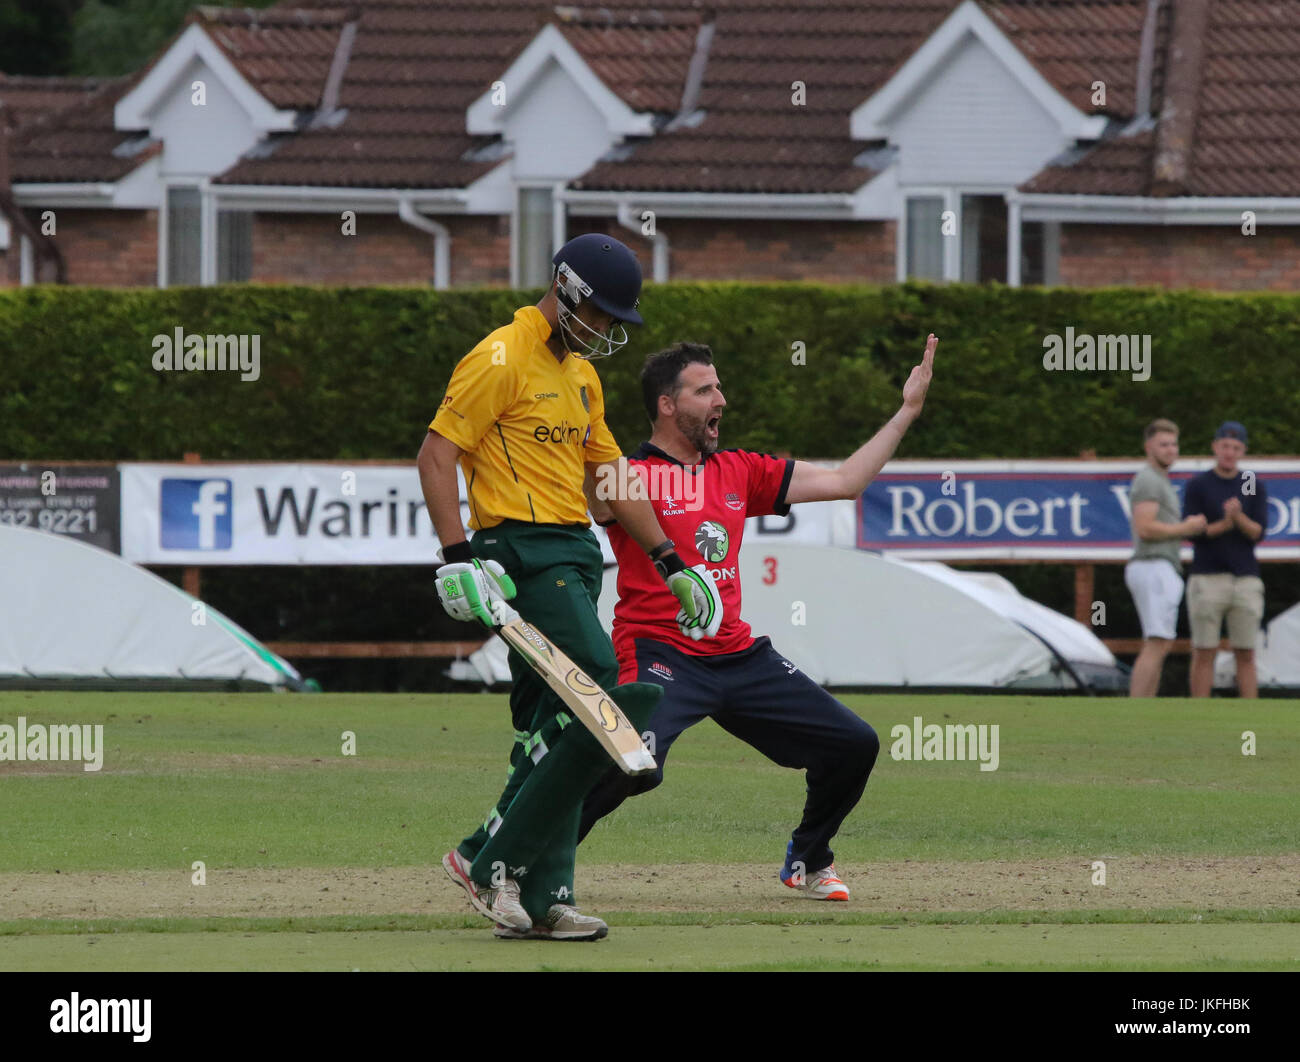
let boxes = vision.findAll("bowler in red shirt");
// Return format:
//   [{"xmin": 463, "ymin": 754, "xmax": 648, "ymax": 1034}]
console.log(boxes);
[{"xmin": 582, "ymin": 335, "xmax": 937, "ymax": 900}]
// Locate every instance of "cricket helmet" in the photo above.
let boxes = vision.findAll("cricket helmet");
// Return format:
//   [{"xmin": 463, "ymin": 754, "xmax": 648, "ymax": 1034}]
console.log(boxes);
[{"xmin": 552, "ymin": 233, "xmax": 643, "ymax": 359}]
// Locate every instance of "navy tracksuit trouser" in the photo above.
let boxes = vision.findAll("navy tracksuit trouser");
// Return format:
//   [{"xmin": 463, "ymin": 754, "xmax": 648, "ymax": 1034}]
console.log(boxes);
[{"xmin": 578, "ymin": 636, "xmax": 880, "ymax": 873}]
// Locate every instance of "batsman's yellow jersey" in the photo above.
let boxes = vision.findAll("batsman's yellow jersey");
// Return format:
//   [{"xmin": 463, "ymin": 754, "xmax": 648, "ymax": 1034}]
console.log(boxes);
[{"xmin": 430, "ymin": 306, "xmax": 623, "ymax": 529}]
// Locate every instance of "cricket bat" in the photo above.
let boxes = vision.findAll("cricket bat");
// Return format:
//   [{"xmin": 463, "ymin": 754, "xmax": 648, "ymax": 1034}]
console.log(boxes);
[{"xmin": 497, "ymin": 617, "xmax": 657, "ymax": 776}]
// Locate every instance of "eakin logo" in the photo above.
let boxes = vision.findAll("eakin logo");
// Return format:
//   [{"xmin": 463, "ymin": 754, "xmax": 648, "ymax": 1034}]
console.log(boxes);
[{"xmin": 533, "ymin": 421, "xmax": 584, "ymax": 445}]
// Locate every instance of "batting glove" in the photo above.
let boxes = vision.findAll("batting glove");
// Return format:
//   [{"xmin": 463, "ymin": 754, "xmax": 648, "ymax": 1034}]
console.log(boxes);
[
  {"xmin": 435, "ymin": 557, "xmax": 519, "ymax": 629},
  {"xmin": 665, "ymin": 564, "xmax": 723, "ymax": 641}
]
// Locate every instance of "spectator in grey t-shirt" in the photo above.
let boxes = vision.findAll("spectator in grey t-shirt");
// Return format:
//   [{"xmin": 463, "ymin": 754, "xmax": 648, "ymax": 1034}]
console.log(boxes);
[{"xmin": 1125, "ymin": 419, "xmax": 1206, "ymax": 697}]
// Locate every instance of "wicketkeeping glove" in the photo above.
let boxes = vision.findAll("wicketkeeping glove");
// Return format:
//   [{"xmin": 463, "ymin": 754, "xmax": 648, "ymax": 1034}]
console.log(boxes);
[
  {"xmin": 665, "ymin": 563, "xmax": 723, "ymax": 641},
  {"xmin": 435, "ymin": 556, "xmax": 519, "ymax": 629}
]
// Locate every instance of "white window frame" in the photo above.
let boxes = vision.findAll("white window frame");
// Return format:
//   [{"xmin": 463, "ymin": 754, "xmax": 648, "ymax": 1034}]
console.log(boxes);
[
  {"xmin": 898, "ymin": 186, "xmax": 955, "ymax": 283},
  {"xmin": 898, "ymin": 184, "xmax": 1025, "ymax": 284},
  {"xmin": 159, "ymin": 178, "xmax": 217, "ymax": 288},
  {"xmin": 510, "ymin": 181, "xmax": 567, "ymax": 288}
]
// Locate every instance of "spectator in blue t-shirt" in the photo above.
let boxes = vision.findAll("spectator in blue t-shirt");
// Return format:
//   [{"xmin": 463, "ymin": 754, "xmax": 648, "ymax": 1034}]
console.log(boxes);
[{"xmin": 1182, "ymin": 422, "xmax": 1267, "ymax": 698}]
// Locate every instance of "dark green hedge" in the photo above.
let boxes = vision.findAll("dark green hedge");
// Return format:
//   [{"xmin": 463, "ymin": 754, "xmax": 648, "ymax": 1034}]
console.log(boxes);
[
  {"xmin": 5, "ymin": 282, "xmax": 1299, "ymax": 461},
  {"xmin": 5, "ymin": 282, "xmax": 1297, "ymax": 691}
]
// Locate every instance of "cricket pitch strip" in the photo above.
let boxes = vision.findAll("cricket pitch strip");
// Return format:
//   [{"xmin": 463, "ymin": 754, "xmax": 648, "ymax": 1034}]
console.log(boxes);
[{"xmin": 2, "ymin": 856, "xmax": 1297, "ymax": 920}]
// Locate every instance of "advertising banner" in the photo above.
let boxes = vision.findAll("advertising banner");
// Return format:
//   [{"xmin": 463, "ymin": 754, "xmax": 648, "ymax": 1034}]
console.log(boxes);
[
  {"xmin": 120, "ymin": 463, "xmax": 462, "ymax": 565},
  {"xmin": 858, "ymin": 460, "xmax": 1300, "ymax": 560},
  {"xmin": 0, "ymin": 464, "xmax": 120, "ymax": 554}
]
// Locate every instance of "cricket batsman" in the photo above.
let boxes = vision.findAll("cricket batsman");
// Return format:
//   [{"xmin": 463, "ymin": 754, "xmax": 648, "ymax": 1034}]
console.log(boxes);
[
  {"xmin": 418, "ymin": 234, "xmax": 724, "ymax": 940},
  {"xmin": 580, "ymin": 334, "xmax": 937, "ymax": 899}
]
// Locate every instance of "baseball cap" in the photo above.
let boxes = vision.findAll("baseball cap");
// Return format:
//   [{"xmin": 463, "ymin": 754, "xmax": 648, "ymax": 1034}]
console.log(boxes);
[{"xmin": 1215, "ymin": 421, "xmax": 1248, "ymax": 444}]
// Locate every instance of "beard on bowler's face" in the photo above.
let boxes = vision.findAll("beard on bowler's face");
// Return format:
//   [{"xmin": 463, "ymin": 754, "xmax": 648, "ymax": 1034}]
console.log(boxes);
[{"xmin": 676, "ymin": 407, "xmax": 717, "ymax": 454}]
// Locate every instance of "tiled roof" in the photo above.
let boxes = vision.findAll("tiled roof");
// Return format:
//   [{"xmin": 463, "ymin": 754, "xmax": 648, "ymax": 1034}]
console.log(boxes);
[
  {"xmin": 1024, "ymin": 127, "xmax": 1158, "ymax": 196},
  {"xmin": 555, "ymin": 7, "xmax": 701, "ymax": 114},
  {"xmin": 197, "ymin": 5, "xmax": 355, "ymax": 110},
  {"xmin": 1, "ymin": 6, "xmax": 357, "ymax": 186},
  {"xmin": 0, "ymin": 76, "xmax": 111, "ymax": 129},
  {"xmin": 1022, "ymin": 0, "xmax": 1300, "ymax": 198},
  {"xmin": 4, "ymin": 1, "xmax": 1298, "ymax": 199},
  {"xmin": 576, "ymin": 1, "xmax": 965, "ymax": 193},
  {"xmin": 1, "ymin": 75, "xmax": 152, "ymax": 183},
  {"xmin": 218, "ymin": 3, "xmax": 700, "ymax": 189},
  {"xmin": 984, "ymin": 0, "xmax": 1168, "ymax": 119},
  {"xmin": 217, "ymin": 0, "xmax": 530, "ymax": 188}
]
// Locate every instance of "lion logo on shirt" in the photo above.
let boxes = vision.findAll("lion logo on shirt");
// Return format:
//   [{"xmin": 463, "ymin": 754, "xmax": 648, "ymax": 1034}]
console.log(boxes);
[{"xmin": 695, "ymin": 520, "xmax": 729, "ymax": 563}]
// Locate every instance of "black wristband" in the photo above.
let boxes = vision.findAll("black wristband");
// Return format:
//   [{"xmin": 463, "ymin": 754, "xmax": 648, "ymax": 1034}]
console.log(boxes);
[
  {"xmin": 653, "ymin": 550, "xmax": 685, "ymax": 580},
  {"xmin": 440, "ymin": 540, "xmax": 474, "ymax": 564},
  {"xmin": 648, "ymin": 539, "xmax": 676, "ymax": 562}
]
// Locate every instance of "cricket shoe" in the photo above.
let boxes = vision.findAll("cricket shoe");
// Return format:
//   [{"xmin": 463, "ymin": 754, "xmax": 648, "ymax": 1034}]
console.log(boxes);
[
  {"xmin": 779, "ymin": 842, "xmax": 850, "ymax": 901},
  {"xmin": 441, "ymin": 849, "xmax": 531, "ymax": 931},
  {"xmin": 493, "ymin": 905, "xmax": 609, "ymax": 942}
]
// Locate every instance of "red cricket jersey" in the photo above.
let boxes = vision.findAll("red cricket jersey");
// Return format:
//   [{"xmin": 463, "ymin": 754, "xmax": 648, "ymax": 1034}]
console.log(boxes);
[{"xmin": 605, "ymin": 442, "xmax": 794, "ymax": 673}]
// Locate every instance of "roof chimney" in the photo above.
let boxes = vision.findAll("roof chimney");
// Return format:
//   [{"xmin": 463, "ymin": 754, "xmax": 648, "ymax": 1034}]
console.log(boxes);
[{"xmin": 1151, "ymin": 0, "xmax": 1211, "ymax": 196}]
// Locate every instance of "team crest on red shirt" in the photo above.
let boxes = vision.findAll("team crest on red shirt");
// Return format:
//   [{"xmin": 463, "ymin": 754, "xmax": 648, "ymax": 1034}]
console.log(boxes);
[
  {"xmin": 695, "ymin": 521, "xmax": 730, "ymax": 562},
  {"xmin": 725, "ymin": 492, "xmax": 743, "ymax": 511}
]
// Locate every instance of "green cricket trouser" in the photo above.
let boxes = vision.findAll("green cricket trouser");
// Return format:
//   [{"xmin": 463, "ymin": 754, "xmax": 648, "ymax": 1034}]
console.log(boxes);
[{"xmin": 457, "ymin": 521, "xmax": 617, "ymax": 920}]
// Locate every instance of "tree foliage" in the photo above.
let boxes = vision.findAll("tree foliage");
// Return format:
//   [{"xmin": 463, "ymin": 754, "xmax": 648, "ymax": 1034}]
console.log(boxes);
[
  {"xmin": 69, "ymin": 0, "xmax": 279, "ymax": 77},
  {"xmin": 0, "ymin": 0, "xmax": 80, "ymax": 76}
]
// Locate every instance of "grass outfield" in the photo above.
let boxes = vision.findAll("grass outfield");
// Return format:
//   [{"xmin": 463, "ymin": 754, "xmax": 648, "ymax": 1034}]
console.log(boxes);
[
  {"xmin": 5, "ymin": 923, "xmax": 1299, "ymax": 973},
  {"xmin": 1, "ymin": 690, "xmax": 1297, "ymax": 971}
]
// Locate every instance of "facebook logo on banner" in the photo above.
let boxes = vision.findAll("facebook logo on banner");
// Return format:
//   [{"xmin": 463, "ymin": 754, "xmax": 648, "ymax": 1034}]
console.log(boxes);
[{"xmin": 160, "ymin": 479, "xmax": 232, "ymax": 549}]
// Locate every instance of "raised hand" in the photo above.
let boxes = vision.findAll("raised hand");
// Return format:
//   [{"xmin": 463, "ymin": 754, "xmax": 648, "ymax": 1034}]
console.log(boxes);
[{"xmin": 902, "ymin": 333, "xmax": 937, "ymax": 413}]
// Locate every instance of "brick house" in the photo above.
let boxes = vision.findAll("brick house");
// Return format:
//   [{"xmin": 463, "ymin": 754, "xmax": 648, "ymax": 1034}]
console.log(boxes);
[{"xmin": 0, "ymin": 0, "xmax": 1296, "ymax": 291}]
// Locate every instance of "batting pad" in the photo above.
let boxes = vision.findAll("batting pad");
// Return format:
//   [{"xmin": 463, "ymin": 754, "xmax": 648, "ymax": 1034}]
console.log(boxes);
[{"xmin": 470, "ymin": 682, "xmax": 662, "ymax": 882}]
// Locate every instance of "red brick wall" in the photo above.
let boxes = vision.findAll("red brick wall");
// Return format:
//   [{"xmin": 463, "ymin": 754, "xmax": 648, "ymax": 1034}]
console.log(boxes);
[
  {"xmin": 567, "ymin": 217, "xmax": 897, "ymax": 284},
  {"xmin": 1059, "ymin": 223, "xmax": 1300, "ymax": 291},
  {"xmin": 251, "ymin": 212, "xmax": 510, "ymax": 287},
  {"xmin": 448, "ymin": 214, "xmax": 510, "ymax": 287},
  {"xmin": 51, "ymin": 209, "xmax": 158, "ymax": 286},
  {"xmin": 13, "ymin": 208, "xmax": 1299, "ymax": 293}
]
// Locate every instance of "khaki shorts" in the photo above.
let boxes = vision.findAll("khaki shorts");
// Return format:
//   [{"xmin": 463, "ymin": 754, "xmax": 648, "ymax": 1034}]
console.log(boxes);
[{"xmin": 1186, "ymin": 574, "xmax": 1264, "ymax": 649}]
